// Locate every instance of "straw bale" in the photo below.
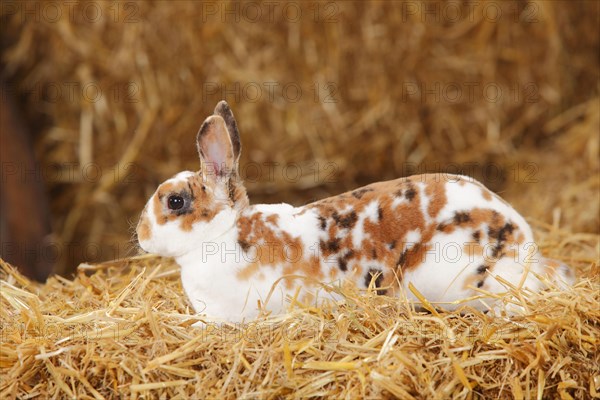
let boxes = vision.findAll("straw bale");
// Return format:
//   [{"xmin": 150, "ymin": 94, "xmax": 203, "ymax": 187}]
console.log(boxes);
[
  {"xmin": 1, "ymin": 1, "xmax": 598, "ymax": 273},
  {"xmin": 0, "ymin": 1, "xmax": 599, "ymax": 397},
  {"xmin": 0, "ymin": 231, "xmax": 598, "ymax": 399}
]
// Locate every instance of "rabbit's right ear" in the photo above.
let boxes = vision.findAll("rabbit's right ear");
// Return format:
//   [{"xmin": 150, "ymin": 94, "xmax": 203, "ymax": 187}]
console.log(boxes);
[
  {"xmin": 197, "ymin": 115, "xmax": 235, "ymax": 178},
  {"xmin": 213, "ymin": 101, "xmax": 241, "ymax": 164}
]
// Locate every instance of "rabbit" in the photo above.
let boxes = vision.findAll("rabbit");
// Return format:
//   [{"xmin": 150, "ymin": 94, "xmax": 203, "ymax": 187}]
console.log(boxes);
[{"xmin": 136, "ymin": 101, "xmax": 575, "ymax": 323}]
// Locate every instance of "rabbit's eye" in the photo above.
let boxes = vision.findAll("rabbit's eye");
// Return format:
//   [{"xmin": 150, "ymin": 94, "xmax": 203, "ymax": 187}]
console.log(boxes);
[{"xmin": 167, "ymin": 195, "xmax": 185, "ymax": 210}]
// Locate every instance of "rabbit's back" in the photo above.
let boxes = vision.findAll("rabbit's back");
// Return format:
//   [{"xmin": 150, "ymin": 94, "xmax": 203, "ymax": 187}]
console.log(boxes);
[{"xmin": 234, "ymin": 174, "xmax": 545, "ymax": 300}]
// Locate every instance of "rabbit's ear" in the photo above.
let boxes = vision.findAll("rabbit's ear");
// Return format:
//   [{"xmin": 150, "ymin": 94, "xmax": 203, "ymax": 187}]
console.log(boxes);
[
  {"xmin": 197, "ymin": 115, "xmax": 235, "ymax": 177},
  {"xmin": 213, "ymin": 101, "xmax": 241, "ymax": 163}
]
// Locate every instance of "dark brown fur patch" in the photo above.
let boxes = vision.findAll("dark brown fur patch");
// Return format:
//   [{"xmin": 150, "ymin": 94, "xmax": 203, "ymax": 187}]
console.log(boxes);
[
  {"xmin": 337, "ymin": 250, "xmax": 354, "ymax": 272},
  {"xmin": 238, "ymin": 240, "xmax": 251, "ymax": 252},
  {"xmin": 318, "ymin": 216, "xmax": 327, "ymax": 230},
  {"xmin": 404, "ymin": 186, "xmax": 417, "ymax": 201},
  {"xmin": 489, "ymin": 222, "xmax": 515, "ymax": 258},
  {"xmin": 338, "ymin": 211, "xmax": 358, "ymax": 229},
  {"xmin": 351, "ymin": 188, "xmax": 373, "ymax": 199},
  {"xmin": 320, "ymin": 238, "xmax": 341, "ymax": 255},
  {"xmin": 454, "ymin": 211, "xmax": 471, "ymax": 224},
  {"xmin": 397, "ymin": 250, "xmax": 408, "ymax": 267}
]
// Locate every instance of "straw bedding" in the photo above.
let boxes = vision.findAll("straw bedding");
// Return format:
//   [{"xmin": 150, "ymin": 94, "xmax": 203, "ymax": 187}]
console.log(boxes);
[
  {"xmin": 0, "ymin": 231, "xmax": 598, "ymax": 399},
  {"xmin": 1, "ymin": 1, "xmax": 599, "ymax": 398}
]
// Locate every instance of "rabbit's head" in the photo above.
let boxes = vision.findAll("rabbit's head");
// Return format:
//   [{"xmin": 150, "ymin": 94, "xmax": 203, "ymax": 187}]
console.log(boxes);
[{"xmin": 136, "ymin": 101, "xmax": 248, "ymax": 257}]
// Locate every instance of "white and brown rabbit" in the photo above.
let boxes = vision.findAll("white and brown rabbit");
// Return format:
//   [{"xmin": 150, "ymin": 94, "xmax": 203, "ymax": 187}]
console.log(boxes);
[{"xmin": 137, "ymin": 101, "xmax": 575, "ymax": 322}]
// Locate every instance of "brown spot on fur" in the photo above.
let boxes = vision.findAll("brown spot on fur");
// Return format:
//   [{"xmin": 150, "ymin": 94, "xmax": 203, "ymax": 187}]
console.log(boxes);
[
  {"xmin": 318, "ymin": 216, "xmax": 327, "ymax": 230},
  {"xmin": 482, "ymin": 189, "xmax": 492, "ymax": 201},
  {"xmin": 469, "ymin": 178, "xmax": 511, "ymax": 208},
  {"xmin": 238, "ymin": 240, "xmax": 251, "ymax": 252},
  {"xmin": 137, "ymin": 210, "xmax": 152, "ymax": 241},
  {"xmin": 352, "ymin": 188, "xmax": 373, "ymax": 199},
  {"xmin": 489, "ymin": 222, "xmax": 515, "ymax": 258},
  {"xmin": 397, "ymin": 243, "xmax": 432, "ymax": 271},
  {"xmin": 236, "ymin": 211, "xmax": 325, "ymax": 289},
  {"xmin": 454, "ymin": 211, "xmax": 471, "ymax": 224},
  {"xmin": 437, "ymin": 223, "xmax": 450, "ymax": 232},
  {"xmin": 337, "ymin": 211, "xmax": 358, "ymax": 229},
  {"xmin": 227, "ymin": 176, "xmax": 250, "ymax": 209},
  {"xmin": 320, "ymin": 238, "xmax": 341, "ymax": 255},
  {"xmin": 425, "ymin": 178, "xmax": 447, "ymax": 218},
  {"xmin": 266, "ymin": 214, "xmax": 279, "ymax": 225},
  {"xmin": 404, "ymin": 186, "xmax": 417, "ymax": 201},
  {"xmin": 337, "ymin": 250, "xmax": 354, "ymax": 271},
  {"xmin": 337, "ymin": 257, "xmax": 349, "ymax": 272},
  {"xmin": 153, "ymin": 182, "xmax": 176, "ymax": 225},
  {"xmin": 152, "ymin": 173, "xmax": 238, "ymax": 231},
  {"xmin": 462, "ymin": 271, "xmax": 487, "ymax": 291},
  {"xmin": 397, "ymin": 250, "xmax": 408, "ymax": 267}
]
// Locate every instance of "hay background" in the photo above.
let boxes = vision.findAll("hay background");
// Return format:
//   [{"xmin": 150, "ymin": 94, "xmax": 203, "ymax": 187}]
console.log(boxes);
[
  {"xmin": 0, "ymin": 1, "xmax": 599, "ymax": 398},
  {"xmin": 1, "ymin": 0, "xmax": 598, "ymax": 273}
]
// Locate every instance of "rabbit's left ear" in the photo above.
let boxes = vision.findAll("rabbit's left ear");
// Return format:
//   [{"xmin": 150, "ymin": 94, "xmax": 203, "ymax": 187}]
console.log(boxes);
[
  {"xmin": 197, "ymin": 115, "xmax": 235, "ymax": 177},
  {"xmin": 213, "ymin": 101, "xmax": 241, "ymax": 164}
]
